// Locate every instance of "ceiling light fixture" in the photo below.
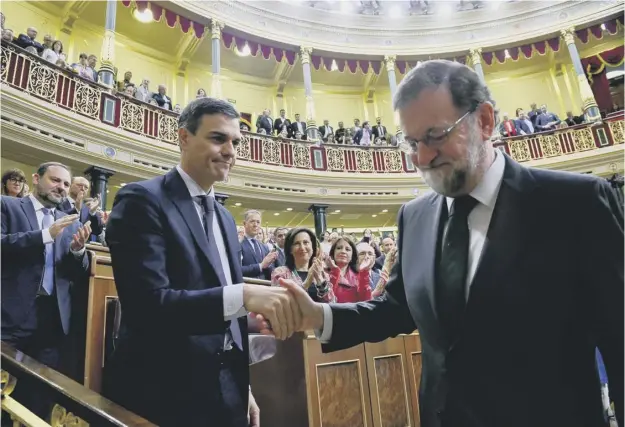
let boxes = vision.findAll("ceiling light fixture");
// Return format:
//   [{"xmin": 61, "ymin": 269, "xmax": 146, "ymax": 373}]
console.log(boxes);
[
  {"xmin": 382, "ymin": 209, "xmax": 388, "ymax": 213},
  {"xmin": 236, "ymin": 42, "xmax": 251, "ymax": 57},
  {"xmin": 274, "ymin": 212, "xmax": 280, "ymax": 216},
  {"xmin": 372, "ymin": 214, "xmax": 378, "ymax": 217},
  {"xmin": 286, "ymin": 207, "xmax": 293, "ymax": 211},
  {"xmin": 235, "ymin": 202, "xmax": 242, "ymax": 206},
  {"xmin": 330, "ymin": 59, "xmax": 339, "ymax": 72},
  {"xmin": 504, "ymin": 49, "xmax": 511, "ymax": 59},
  {"xmin": 606, "ymin": 70, "xmax": 625, "ymax": 79},
  {"xmin": 334, "ymin": 209, "xmax": 341, "ymax": 213},
  {"xmin": 133, "ymin": 8, "xmax": 153, "ymax": 23},
  {"xmin": 601, "ymin": 23, "xmax": 607, "ymax": 31}
]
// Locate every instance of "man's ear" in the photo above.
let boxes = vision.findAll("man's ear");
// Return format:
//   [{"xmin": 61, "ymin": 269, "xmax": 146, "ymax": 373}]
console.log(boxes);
[
  {"xmin": 32, "ymin": 174, "xmax": 40, "ymax": 185},
  {"xmin": 478, "ymin": 102, "xmax": 495, "ymax": 140},
  {"xmin": 178, "ymin": 128, "xmax": 188, "ymax": 151}
]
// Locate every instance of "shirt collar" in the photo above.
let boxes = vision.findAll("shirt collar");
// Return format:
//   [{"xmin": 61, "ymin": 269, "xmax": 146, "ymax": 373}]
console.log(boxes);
[
  {"xmin": 67, "ymin": 196, "xmax": 75, "ymax": 205},
  {"xmin": 176, "ymin": 165, "xmax": 214, "ymax": 198},
  {"xmin": 446, "ymin": 150, "xmax": 505, "ymax": 211},
  {"xmin": 29, "ymin": 194, "xmax": 54, "ymax": 214}
]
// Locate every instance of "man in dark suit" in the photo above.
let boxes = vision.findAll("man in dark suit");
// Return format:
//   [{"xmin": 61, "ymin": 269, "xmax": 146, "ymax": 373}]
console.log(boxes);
[
  {"xmin": 318, "ymin": 119, "xmax": 333, "ymax": 142},
  {"xmin": 290, "ymin": 113, "xmax": 307, "ymax": 139},
  {"xmin": 240, "ymin": 210, "xmax": 277, "ymax": 280},
  {"xmin": 372, "ymin": 117, "xmax": 388, "ymax": 140},
  {"xmin": 514, "ymin": 108, "xmax": 534, "ymax": 135},
  {"xmin": 151, "ymin": 84, "xmax": 173, "ymax": 110},
  {"xmin": 15, "ymin": 26, "xmax": 43, "ymax": 54},
  {"xmin": 374, "ymin": 235, "xmax": 396, "ymax": 270},
  {"xmin": 103, "ymin": 98, "xmax": 300, "ymax": 427},
  {"xmin": 58, "ymin": 176, "xmax": 104, "ymax": 240},
  {"xmin": 273, "ymin": 109, "xmax": 291, "ymax": 136},
  {"xmin": 273, "ymin": 227, "xmax": 287, "ymax": 268},
  {"xmin": 277, "ymin": 61, "xmax": 623, "ymax": 427},
  {"xmin": 256, "ymin": 109, "xmax": 273, "ymax": 135},
  {"xmin": 1, "ymin": 162, "xmax": 91, "ymax": 416}
]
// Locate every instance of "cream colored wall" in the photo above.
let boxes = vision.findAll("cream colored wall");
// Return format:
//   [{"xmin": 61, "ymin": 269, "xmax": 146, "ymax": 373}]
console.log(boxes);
[
  {"xmin": 1, "ymin": 2, "xmax": 59, "ymax": 42},
  {"xmin": 1, "ymin": 158, "xmax": 38, "ymax": 180}
]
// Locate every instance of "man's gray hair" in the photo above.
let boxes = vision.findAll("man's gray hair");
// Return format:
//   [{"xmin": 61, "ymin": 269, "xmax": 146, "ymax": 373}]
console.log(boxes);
[
  {"xmin": 393, "ymin": 60, "xmax": 495, "ymax": 114},
  {"xmin": 243, "ymin": 209, "xmax": 261, "ymax": 221}
]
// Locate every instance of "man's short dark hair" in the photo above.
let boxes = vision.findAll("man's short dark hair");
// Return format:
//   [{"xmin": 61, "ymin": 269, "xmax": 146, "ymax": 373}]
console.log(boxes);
[
  {"xmin": 363, "ymin": 121, "xmax": 370, "ymax": 127},
  {"xmin": 36, "ymin": 161, "xmax": 71, "ymax": 177},
  {"xmin": 178, "ymin": 97, "xmax": 240, "ymax": 135},
  {"xmin": 393, "ymin": 60, "xmax": 494, "ymax": 114}
]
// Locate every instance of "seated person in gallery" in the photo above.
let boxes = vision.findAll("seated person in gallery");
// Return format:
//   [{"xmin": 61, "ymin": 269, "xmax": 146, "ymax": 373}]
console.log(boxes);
[
  {"xmin": 498, "ymin": 113, "xmax": 518, "ymax": 137},
  {"xmin": 565, "ymin": 111, "xmax": 585, "ymax": 126},
  {"xmin": 514, "ymin": 108, "xmax": 535, "ymax": 135},
  {"xmin": 326, "ymin": 133, "xmax": 335, "ymax": 144},
  {"xmin": 326, "ymin": 237, "xmax": 372, "ymax": 303},
  {"xmin": 535, "ymin": 104, "xmax": 561, "ymax": 131},
  {"xmin": 294, "ymin": 131, "xmax": 304, "ymax": 140},
  {"xmin": 335, "ymin": 122, "xmax": 347, "ymax": 143},
  {"xmin": 271, "ymin": 227, "xmax": 335, "ymax": 303}
]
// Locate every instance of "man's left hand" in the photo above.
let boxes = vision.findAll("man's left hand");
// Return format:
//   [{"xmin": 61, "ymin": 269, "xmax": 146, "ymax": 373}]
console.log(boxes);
[
  {"xmin": 70, "ymin": 221, "xmax": 92, "ymax": 251},
  {"xmin": 86, "ymin": 196, "xmax": 100, "ymax": 215},
  {"xmin": 248, "ymin": 390, "xmax": 260, "ymax": 427}
]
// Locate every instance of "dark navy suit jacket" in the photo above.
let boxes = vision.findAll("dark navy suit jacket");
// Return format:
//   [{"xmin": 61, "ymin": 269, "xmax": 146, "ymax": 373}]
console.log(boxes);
[
  {"xmin": 323, "ymin": 155, "xmax": 624, "ymax": 427},
  {"xmin": 514, "ymin": 119, "xmax": 533, "ymax": 135},
  {"xmin": 103, "ymin": 169, "xmax": 249, "ymax": 426},
  {"xmin": 240, "ymin": 237, "xmax": 272, "ymax": 280},
  {"xmin": 1, "ymin": 196, "xmax": 88, "ymax": 336}
]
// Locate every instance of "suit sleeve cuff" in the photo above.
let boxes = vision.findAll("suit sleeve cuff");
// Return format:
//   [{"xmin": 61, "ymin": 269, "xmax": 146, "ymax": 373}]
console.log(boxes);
[
  {"xmin": 42, "ymin": 228, "xmax": 53, "ymax": 245},
  {"xmin": 71, "ymin": 247, "xmax": 85, "ymax": 257},
  {"xmin": 223, "ymin": 284, "xmax": 247, "ymax": 320},
  {"xmin": 315, "ymin": 304, "xmax": 333, "ymax": 343}
]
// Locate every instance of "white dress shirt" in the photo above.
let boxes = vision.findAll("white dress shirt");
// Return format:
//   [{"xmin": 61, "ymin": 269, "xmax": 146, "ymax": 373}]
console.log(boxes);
[
  {"xmin": 318, "ymin": 151, "xmax": 506, "ymax": 341},
  {"xmin": 176, "ymin": 165, "xmax": 246, "ymax": 321},
  {"xmin": 29, "ymin": 195, "xmax": 85, "ymax": 256}
]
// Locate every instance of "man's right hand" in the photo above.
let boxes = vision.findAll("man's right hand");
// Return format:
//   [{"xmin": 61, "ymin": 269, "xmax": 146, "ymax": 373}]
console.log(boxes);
[
  {"xmin": 243, "ymin": 284, "xmax": 300, "ymax": 340},
  {"xmin": 260, "ymin": 251, "xmax": 278, "ymax": 269},
  {"xmin": 279, "ymin": 278, "xmax": 324, "ymax": 331},
  {"xmin": 49, "ymin": 214, "xmax": 79, "ymax": 239}
]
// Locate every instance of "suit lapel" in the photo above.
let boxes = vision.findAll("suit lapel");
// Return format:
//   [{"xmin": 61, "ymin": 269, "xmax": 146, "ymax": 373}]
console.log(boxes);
[
  {"xmin": 214, "ymin": 204, "xmax": 242, "ymax": 282},
  {"xmin": 466, "ymin": 156, "xmax": 535, "ymax": 312},
  {"xmin": 20, "ymin": 197, "xmax": 38, "ymax": 231},
  {"xmin": 164, "ymin": 169, "xmax": 222, "ymax": 284}
]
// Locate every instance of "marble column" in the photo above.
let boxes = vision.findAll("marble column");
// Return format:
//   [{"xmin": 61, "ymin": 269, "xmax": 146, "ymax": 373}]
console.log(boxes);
[
  {"xmin": 211, "ymin": 19, "xmax": 224, "ymax": 99},
  {"xmin": 84, "ymin": 166, "xmax": 115, "ymax": 209},
  {"xmin": 301, "ymin": 47, "xmax": 319, "ymax": 141},
  {"xmin": 384, "ymin": 55, "xmax": 400, "ymax": 133},
  {"xmin": 99, "ymin": 0, "xmax": 117, "ymax": 86},
  {"xmin": 469, "ymin": 48, "xmax": 486, "ymax": 84},
  {"xmin": 561, "ymin": 28, "xmax": 601, "ymax": 122},
  {"xmin": 214, "ymin": 192, "xmax": 229, "ymax": 206},
  {"xmin": 308, "ymin": 204, "xmax": 329, "ymax": 239}
]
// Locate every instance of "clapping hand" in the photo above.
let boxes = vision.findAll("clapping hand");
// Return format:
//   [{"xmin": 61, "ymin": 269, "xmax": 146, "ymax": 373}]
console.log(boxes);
[
  {"xmin": 86, "ymin": 196, "xmax": 100, "ymax": 214},
  {"xmin": 70, "ymin": 221, "xmax": 92, "ymax": 251}
]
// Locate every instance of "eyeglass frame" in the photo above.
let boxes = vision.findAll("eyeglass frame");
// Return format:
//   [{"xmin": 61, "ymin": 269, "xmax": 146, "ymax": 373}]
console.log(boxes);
[
  {"xmin": 401, "ymin": 102, "xmax": 482, "ymax": 153},
  {"xmin": 8, "ymin": 177, "xmax": 25, "ymax": 184}
]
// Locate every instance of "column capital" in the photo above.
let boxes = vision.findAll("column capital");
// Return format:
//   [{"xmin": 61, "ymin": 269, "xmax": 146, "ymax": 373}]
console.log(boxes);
[
  {"xmin": 384, "ymin": 55, "xmax": 396, "ymax": 72},
  {"xmin": 560, "ymin": 27, "xmax": 576, "ymax": 46},
  {"xmin": 211, "ymin": 19, "xmax": 224, "ymax": 39},
  {"xmin": 300, "ymin": 46, "xmax": 313, "ymax": 64},
  {"xmin": 469, "ymin": 48, "xmax": 482, "ymax": 66}
]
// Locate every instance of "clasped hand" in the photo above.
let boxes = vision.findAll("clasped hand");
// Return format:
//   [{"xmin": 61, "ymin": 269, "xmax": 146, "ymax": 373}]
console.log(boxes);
[{"xmin": 243, "ymin": 279, "xmax": 323, "ymax": 340}]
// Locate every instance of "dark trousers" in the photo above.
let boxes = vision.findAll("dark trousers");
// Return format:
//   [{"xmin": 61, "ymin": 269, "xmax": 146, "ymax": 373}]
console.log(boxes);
[{"xmin": 2, "ymin": 295, "xmax": 65, "ymax": 424}]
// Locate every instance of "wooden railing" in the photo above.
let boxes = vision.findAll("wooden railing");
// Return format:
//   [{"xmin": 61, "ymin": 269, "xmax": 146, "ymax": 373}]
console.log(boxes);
[
  {"xmin": 1, "ymin": 41, "xmax": 622, "ymax": 175},
  {"xmin": 1, "ymin": 343, "xmax": 155, "ymax": 427}
]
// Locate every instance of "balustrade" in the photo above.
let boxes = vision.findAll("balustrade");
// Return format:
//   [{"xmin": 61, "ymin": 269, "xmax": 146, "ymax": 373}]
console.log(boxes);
[{"xmin": 1, "ymin": 41, "xmax": 622, "ymax": 175}]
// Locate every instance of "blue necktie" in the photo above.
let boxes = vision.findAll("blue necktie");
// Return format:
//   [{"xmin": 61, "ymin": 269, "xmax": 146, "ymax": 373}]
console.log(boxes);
[
  {"xmin": 195, "ymin": 196, "xmax": 243, "ymax": 350},
  {"xmin": 41, "ymin": 208, "xmax": 55, "ymax": 295}
]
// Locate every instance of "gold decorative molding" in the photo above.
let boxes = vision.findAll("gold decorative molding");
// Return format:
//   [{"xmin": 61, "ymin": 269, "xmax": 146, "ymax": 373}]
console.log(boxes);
[
  {"xmin": 469, "ymin": 48, "xmax": 482, "ymax": 66},
  {"xmin": 560, "ymin": 27, "xmax": 576, "ymax": 46},
  {"xmin": 211, "ymin": 19, "xmax": 224, "ymax": 40},
  {"xmin": 300, "ymin": 46, "xmax": 313, "ymax": 65},
  {"xmin": 384, "ymin": 55, "xmax": 396, "ymax": 73},
  {"xmin": 51, "ymin": 404, "xmax": 89, "ymax": 427},
  {"xmin": 1, "ymin": 370, "xmax": 17, "ymax": 397}
]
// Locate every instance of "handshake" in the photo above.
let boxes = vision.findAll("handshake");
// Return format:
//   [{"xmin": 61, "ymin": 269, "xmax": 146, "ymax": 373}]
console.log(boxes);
[{"xmin": 242, "ymin": 279, "xmax": 324, "ymax": 340}]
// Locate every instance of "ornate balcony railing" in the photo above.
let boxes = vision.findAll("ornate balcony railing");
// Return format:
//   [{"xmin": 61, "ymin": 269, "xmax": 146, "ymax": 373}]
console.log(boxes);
[{"xmin": 1, "ymin": 41, "xmax": 622, "ymax": 175}]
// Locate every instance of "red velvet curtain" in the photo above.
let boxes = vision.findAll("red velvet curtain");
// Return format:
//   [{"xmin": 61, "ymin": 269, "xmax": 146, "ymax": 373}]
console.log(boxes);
[{"xmin": 581, "ymin": 46, "xmax": 625, "ymax": 112}]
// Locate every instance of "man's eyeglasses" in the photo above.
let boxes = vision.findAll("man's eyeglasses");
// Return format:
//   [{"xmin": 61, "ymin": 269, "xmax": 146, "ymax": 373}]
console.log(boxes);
[{"xmin": 400, "ymin": 104, "xmax": 480, "ymax": 154}]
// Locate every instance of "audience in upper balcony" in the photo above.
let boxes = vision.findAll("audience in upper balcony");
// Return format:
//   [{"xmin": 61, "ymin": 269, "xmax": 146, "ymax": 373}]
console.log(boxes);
[
  {"xmin": 42, "ymin": 34, "xmax": 53, "ymax": 51},
  {"xmin": 123, "ymin": 84, "xmax": 136, "ymax": 97},
  {"xmin": 372, "ymin": 117, "xmax": 388, "ymax": 140},
  {"xmin": 42, "ymin": 40, "xmax": 64, "ymax": 64},
  {"xmin": 256, "ymin": 108, "xmax": 273, "ymax": 135},
  {"xmin": 117, "ymin": 70, "xmax": 133, "ymax": 91},
  {"xmin": 1, "ymin": 168, "xmax": 27, "ymax": 197},
  {"xmin": 87, "ymin": 54, "xmax": 98, "ymax": 82},
  {"xmin": 565, "ymin": 111, "xmax": 585, "ymax": 126},
  {"xmin": 290, "ymin": 113, "xmax": 307, "ymax": 139},
  {"xmin": 354, "ymin": 121, "xmax": 373, "ymax": 145},
  {"xmin": 196, "ymin": 88, "xmax": 207, "ymax": 98},
  {"xmin": 515, "ymin": 108, "xmax": 535, "ymax": 135},
  {"xmin": 528, "ymin": 102, "xmax": 540, "ymax": 127},
  {"xmin": 319, "ymin": 119, "xmax": 334, "ymax": 142},
  {"xmin": 152, "ymin": 84, "xmax": 172, "ymax": 110},
  {"xmin": 1, "ymin": 28, "xmax": 13, "ymax": 42},
  {"xmin": 135, "ymin": 78, "xmax": 151, "ymax": 103},
  {"xmin": 174, "ymin": 104, "xmax": 182, "ymax": 113},
  {"xmin": 535, "ymin": 104, "xmax": 561, "ymax": 131},
  {"xmin": 499, "ymin": 112, "xmax": 518, "ymax": 137},
  {"xmin": 335, "ymin": 121, "xmax": 347, "ymax": 143},
  {"xmin": 71, "ymin": 53, "xmax": 95, "ymax": 81},
  {"xmin": 16, "ymin": 26, "xmax": 43, "ymax": 54},
  {"xmin": 274, "ymin": 109, "xmax": 290, "ymax": 136}
]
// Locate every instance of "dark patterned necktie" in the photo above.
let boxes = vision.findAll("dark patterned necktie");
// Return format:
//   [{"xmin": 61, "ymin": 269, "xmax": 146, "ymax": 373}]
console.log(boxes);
[{"xmin": 437, "ymin": 195, "xmax": 478, "ymax": 341}]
